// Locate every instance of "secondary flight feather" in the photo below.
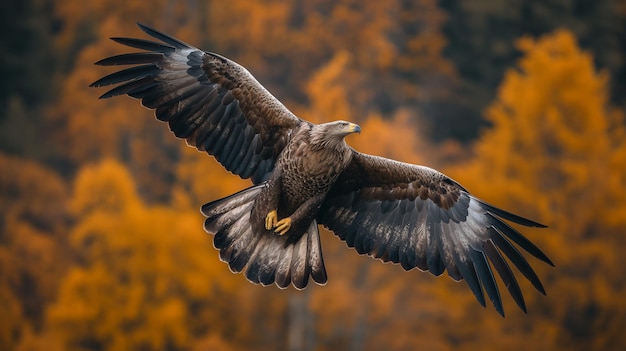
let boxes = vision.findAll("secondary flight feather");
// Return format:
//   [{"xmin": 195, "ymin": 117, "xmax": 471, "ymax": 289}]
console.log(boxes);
[{"xmin": 91, "ymin": 23, "xmax": 553, "ymax": 316}]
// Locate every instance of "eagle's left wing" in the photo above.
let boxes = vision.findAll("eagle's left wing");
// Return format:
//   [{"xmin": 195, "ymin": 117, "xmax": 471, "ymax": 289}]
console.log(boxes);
[{"xmin": 319, "ymin": 151, "xmax": 553, "ymax": 316}]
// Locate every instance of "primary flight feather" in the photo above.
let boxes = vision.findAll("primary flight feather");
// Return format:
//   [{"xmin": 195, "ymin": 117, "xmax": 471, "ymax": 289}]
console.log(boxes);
[{"xmin": 91, "ymin": 23, "xmax": 553, "ymax": 316}]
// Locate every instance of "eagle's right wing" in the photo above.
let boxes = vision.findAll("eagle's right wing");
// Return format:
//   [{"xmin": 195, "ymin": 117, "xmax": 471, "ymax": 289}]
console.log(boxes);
[{"xmin": 91, "ymin": 23, "xmax": 304, "ymax": 184}]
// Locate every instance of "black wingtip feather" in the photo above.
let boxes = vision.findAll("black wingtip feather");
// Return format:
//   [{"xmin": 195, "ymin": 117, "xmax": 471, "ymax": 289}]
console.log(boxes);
[
  {"xmin": 486, "ymin": 212, "xmax": 554, "ymax": 267},
  {"xmin": 110, "ymin": 37, "xmax": 175, "ymax": 53},
  {"xmin": 90, "ymin": 65, "xmax": 160, "ymax": 88},
  {"xmin": 95, "ymin": 52, "xmax": 163, "ymax": 66},
  {"xmin": 478, "ymin": 199, "xmax": 547, "ymax": 228},
  {"xmin": 136, "ymin": 22, "xmax": 192, "ymax": 49},
  {"xmin": 490, "ymin": 230, "xmax": 547, "ymax": 295},
  {"xmin": 484, "ymin": 237, "xmax": 527, "ymax": 313},
  {"xmin": 470, "ymin": 249, "xmax": 504, "ymax": 317},
  {"xmin": 97, "ymin": 76, "xmax": 157, "ymax": 99}
]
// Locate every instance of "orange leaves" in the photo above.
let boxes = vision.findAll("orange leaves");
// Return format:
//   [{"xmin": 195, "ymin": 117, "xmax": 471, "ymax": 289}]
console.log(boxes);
[
  {"xmin": 49, "ymin": 159, "xmax": 247, "ymax": 350},
  {"xmin": 47, "ymin": 3, "xmax": 199, "ymax": 203},
  {"xmin": 476, "ymin": 30, "xmax": 624, "ymax": 229},
  {"xmin": 71, "ymin": 159, "xmax": 141, "ymax": 216},
  {"xmin": 301, "ymin": 52, "xmax": 430, "ymax": 166},
  {"xmin": 350, "ymin": 110, "xmax": 426, "ymax": 164},
  {"xmin": 5, "ymin": 2, "xmax": 625, "ymax": 350},
  {"xmin": 0, "ymin": 154, "xmax": 67, "ymax": 231},
  {"xmin": 205, "ymin": 0, "xmax": 456, "ymax": 129},
  {"xmin": 301, "ymin": 50, "xmax": 353, "ymax": 124},
  {"xmin": 174, "ymin": 145, "xmax": 251, "ymax": 207},
  {"xmin": 446, "ymin": 29, "xmax": 626, "ymax": 349},
  {"xmin": 0, "ymin": 153, "xmax": 70, "ymax": 350}
]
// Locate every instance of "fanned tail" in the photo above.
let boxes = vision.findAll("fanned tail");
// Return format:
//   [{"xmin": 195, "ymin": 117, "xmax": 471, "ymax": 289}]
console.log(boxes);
[{"xmin": 201, "ymin": 185, "xmax": 327, "ymax": 289}]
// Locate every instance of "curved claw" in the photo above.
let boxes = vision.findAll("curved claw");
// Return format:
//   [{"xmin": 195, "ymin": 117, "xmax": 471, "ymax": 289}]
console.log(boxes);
[
  {"xmin": 265, "ymin": 210, "xmax": 278, "ymax": 230},
  {"xmin": 274, "ymin": 217, "xmax": 291, "ymax": 235}
]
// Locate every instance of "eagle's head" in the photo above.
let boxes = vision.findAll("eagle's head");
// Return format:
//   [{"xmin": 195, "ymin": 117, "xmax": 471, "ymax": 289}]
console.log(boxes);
[
  {"xmin": 323, "ymin": 120, "xmax": 361, "ymax": 139},
  {"xmin": 310, "ymin": 120, "xmax": 360, "ymax": 152}
]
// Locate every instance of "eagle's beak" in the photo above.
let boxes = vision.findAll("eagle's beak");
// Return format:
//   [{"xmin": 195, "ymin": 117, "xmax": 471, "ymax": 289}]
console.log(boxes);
[{"xmin": 349, "ymin": 123, "xmax": 361, "ymax": 134}]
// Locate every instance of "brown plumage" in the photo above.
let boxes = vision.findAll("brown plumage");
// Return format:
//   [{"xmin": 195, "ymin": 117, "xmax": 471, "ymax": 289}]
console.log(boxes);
[{"xmin": 91, "ymin": 23, "xmax": 553, "ymax": 316}]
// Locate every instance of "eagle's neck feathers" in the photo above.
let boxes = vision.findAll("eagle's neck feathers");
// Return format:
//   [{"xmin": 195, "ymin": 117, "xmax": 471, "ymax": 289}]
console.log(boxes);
[{"xmin": 309, "ymin": 124, "xmax": 348, "ymax": 154}]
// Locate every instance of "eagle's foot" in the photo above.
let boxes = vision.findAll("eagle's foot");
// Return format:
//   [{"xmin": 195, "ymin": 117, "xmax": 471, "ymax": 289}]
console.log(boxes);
[
  {"xmin": 265, "ymin": 210, "xmax": 278, "ymax": 230},
  {"xmin": 274, "ymin": 217, "xmax": 291, "ymax": 235}
]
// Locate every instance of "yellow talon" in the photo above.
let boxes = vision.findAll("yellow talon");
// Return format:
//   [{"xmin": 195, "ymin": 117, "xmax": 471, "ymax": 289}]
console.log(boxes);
[
  {"xmin": 265, "ymin": 210, "xmax": 278, "ymax": 230},
  {"xmin": 274, "ymin": 217, "xmax": 291, "ymax": 235}
]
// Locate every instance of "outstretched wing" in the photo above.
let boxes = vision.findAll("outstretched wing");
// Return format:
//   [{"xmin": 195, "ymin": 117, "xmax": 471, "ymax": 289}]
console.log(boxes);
[
  {"xmin": 319, "ymin": 152, "xmax": 553, "ymax": 316},
  {"xmin": 91, "ymin": 23, "xmax": 304, "ymax": 184}
]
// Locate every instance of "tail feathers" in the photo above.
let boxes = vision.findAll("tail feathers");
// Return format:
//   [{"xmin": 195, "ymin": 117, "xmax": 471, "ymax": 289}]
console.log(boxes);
[
  {"xmin": 201, "ymin": 185, "xmax": 264, "ymax": 227},
  {"xmin": 201, "ymin": 186, "xmax": 327, "ymax": 289}
]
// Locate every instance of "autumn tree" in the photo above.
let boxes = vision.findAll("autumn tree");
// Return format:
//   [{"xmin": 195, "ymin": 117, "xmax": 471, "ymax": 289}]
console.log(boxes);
[
  {"xmin": 37, "ymin": 159, "xmax": 265, "ymax": 351},
  {"xmin": 439, "ymin": 0, "xmax": 626, "ymax": 141},
  {"xmin": 47, "ymin": 1, "xmax": 205, "ymax": 203},
  {"xmin": 447, "ymin": 30, "xmax": 626, "ymax": 350},
  {"xmin": 0, "ymin": 153, "xmax": 69, "ymax": 350},
  {"xmin": 206, "ymin": 0, "xmax": 455, "ymax": 131},
  {"xmin": 9, "ymin": 2, "xmax": 625, "ymax": 350}
]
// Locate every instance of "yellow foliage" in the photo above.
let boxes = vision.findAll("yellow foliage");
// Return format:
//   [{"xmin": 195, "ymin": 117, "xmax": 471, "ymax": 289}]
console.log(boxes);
[
  {"xmin": 447, "ymin": 29, "xmax": 626, "ymax": 349},
  {"xmin": 0, "ymin": 153, "xmax": 69, "ymax": 350},
  {"xmin": 301, "ymin": 50, "xmax": 353, "ymax": 124},
  {"xmin": 173, "ymin": 145, "xmax": 251, "ymax": 208},
  {"xmin": 47, "ymin": 159, "xmax": 247, "ymax": 350},
  {"xmin": 7, "ymin": 2, "xmax": 624, "ymax": 350},
  {"xmin": 467, "ymin": 30, "xmax": 624, "ymax": 237},
  {"xmin": 70, "ymin": 159, "xmax": 141, "ymax": 216},
  {"xmin": 207, "ymin": 0, "xmax": 454, "ymax": 122},
  {"xmin": 48, "ymin": 11, "xmax": 202, "ymax": 203},
  {"xmin": 349, "ymin": 110, "xmax": 426, "ymax": 164}
]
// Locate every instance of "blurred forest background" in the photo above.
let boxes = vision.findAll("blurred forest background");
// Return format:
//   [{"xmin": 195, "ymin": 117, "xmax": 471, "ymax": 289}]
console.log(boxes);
[{"xmin": 2, "ymin": 0, "xmax": 626, "ymax": 350}]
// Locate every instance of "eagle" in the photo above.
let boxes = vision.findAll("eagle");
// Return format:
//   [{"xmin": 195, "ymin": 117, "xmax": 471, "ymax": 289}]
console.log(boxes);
[{"xmin": 91, "ymin": 23, "xmax": 553, "ymax": 316}]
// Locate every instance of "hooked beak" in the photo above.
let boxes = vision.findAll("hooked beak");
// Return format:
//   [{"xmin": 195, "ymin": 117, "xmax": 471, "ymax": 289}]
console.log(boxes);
[{"xmin": 348, "ymin": 123, "xmax": 361, "ymax": 134}]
